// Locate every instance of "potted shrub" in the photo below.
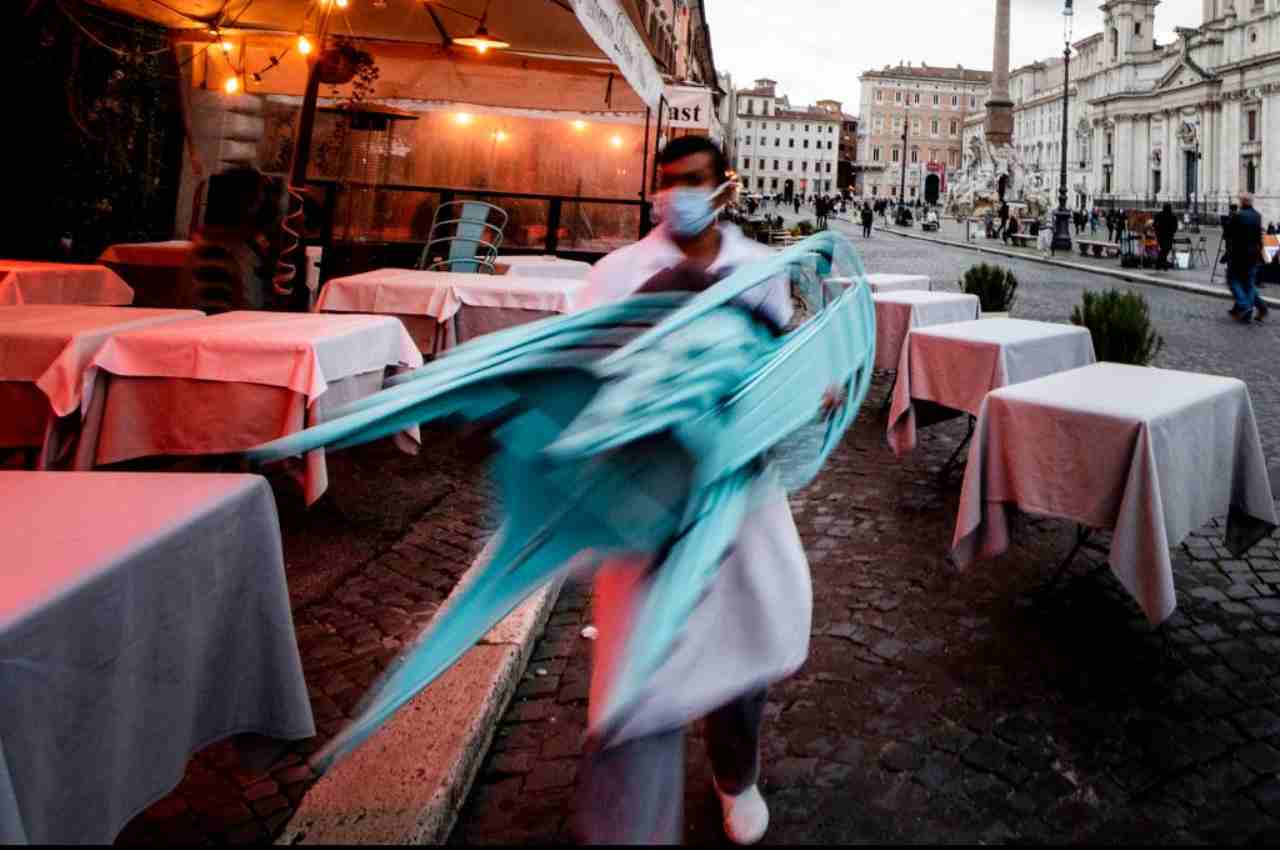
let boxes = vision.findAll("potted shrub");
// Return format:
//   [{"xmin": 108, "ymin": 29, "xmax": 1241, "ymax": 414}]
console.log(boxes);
[
  {"xmin": 959, "ymin": 263, "xmax": 1018, "ymax": 318},
  {"xmin": 1070, "ymin": 289, "xmax": 1165, "ymax": 365}
]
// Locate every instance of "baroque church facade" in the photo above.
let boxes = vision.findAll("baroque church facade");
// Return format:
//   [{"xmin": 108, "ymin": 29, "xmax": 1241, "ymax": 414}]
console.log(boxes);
[{"xmin": 961, "ymin": 0, "xmax": 1280, "ymax": 224}]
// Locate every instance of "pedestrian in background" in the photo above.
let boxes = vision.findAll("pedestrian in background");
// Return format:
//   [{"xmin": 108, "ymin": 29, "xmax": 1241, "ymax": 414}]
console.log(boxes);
[
  {"xmin": 1226, "ymin": 193, "xmax": 1269, "ymax": 323},
  {"xmin": 861, "ymin": 203, "xmax": 874, "ymax": 238},
  {"xmin": 1154, "ymin": 202, "xmax": 1179, "ymax": 271}
]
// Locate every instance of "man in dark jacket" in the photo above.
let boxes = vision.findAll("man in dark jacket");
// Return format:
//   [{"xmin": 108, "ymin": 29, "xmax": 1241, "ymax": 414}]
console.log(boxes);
[
  {"xmin": 861, "ymin": 203, "xmax": 874, "ymax": 238},
  {"xmin": 1227, "ymin": 193, "xmax": 1270, "ymax": 323},
  {"xmin": 1154, "ymin": 202, "xmax": 1179, "ymax": 270}
]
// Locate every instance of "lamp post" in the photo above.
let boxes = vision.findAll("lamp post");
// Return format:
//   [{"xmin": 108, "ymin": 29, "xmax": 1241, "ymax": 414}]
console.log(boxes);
[{"xmin": 1051, "ymin": 0, "xmax": 1075, "ymax": 252}]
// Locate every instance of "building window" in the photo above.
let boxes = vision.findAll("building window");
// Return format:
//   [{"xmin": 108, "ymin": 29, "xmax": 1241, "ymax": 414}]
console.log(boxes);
[
  {"xmin": 913, "ymin": 92, "xmax": 921, "ymax": 104},
  {"xmin": 952, "ymin": 95, "xmax": 959, "ymax": 107},
  {"xmin": 771, "ymin": 177, "xmax": 779, "ymax": 189},
  {"xmin": 970, "ymin": 96, "xmax": 976, "ymax": 108},
  {"xmin": 758, "ymin": 177, "xmax": 766, "ymax": 189},
  {"xmin": 950, "ymin": 150, "xmax": 959, "ymax": 167},
  {"xmin": 892, "ymin": 148, "xmax": 900, "ymax": 163},
  {"xmin": 871, "ymin": 185, "xmax": 878, "ymax": 196},
  {"xmin": 1105, "ymin": 132, "xmax": 1113, "ymax": 156},
  {"xmin": 773, "ymin": 160, "xmax": 779, "ymax": 170},
  {"xmin": 803, "ymin": 140, "xmax": 809, "ymax": 149},
  {"xmin": 1104, "ymin": 165, "xmax": 1113, "ymax": 193},
  {"xmin": 802, "ymin": 162, "xmax": 808, "ymax": 172},
  {"xmin": 826, "ymin": 180, "xmax": 833, "ymax": 191},
  {"xmin": 1111, "ymin": 28, "xmax": 1119, "ymax": 60},
  {"xmin": 826, "ymin": 162, "xmax": 832, "ymax": 173},
  {"xmin": 747, "ymin": 100, "xmax": 755, "ymax": 115},
  {"xmin": 759, "ymin": 159, "xmax": 766, "ymax": 169},
  {"xmin": 759, "ymin": 137, "xmax": 767, "ymax": 146},
  {"xmin": 931, "ymin": 119, "xmax": 939, "ymax": 135},
  {"xmin": 744, "ymin": 137, "xmax": 751, "ymax": 146},
  {"xmin": 933, "ymin": 94, "xmax": 940, "ymax": 106},
  {"xmin": 828, "ymin": 141, "xmax": 834, "ymax": 150},
  {"xmin": 911, "ymin": 148, "xmax": 919, "ymax": 164},
  {"xmin": 950, "ymin": 119, "xmax": 958, "ymax": 136},
  {"xmin": 912, "ymin": 119, "xmax": 920, "ymax": 134},
  {"xmin": 1247, "ymin": 158, "xmax": 1258, "ymax": 194},
  {"xmin": 745, "ymin": 121, "xmax": 752, "ymax": 129},
  {"xmin": 876, "ymin": 90, "xmax": 883, "ymax": 102},
  {"xmin": 789, "ymin": 139, "xmax": 795, "ymax": 148},
  {"xmin": 873, "ymin": 147, "xmax": 881, "ymax": 162},
  {"xmin": 804, "ymin": 124, "xmax": 810, "ymax": 131},
  {"xmin": 895, "ymin": 92, "xmax": 902, "ymax": 103},
  {"xmin": 788, "ymin": 160, "xmax": 794, "ymax": 170},
  {"xmin": 1152, "ymin": 169, "xmax": 1162, "ymax": 195},
  {"xmin": 1135, "ymin": 22, "xmax": 1142, "ymax": 36},
  {"xmin": 1248, "ymin": 110, "xmax": 1258, "ymax": 142},
  {"xmin": 775, "ymin": 138, "xmax": 781, "ymax": 147}
]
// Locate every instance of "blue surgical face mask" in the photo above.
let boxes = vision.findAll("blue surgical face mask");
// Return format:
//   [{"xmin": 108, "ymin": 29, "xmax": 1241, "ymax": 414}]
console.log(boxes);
[{"xmin": 656, "ymin": 182, "xmax": 731, "ymax": 239}]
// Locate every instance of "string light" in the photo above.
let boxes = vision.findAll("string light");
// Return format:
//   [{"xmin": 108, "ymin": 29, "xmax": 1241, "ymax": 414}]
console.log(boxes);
[
  {"xmin": 610, "ymin": 134, "xmax": 624, "ymax": 148},
  {"xmin": 572, "ymin": 120, "xmax": 588, "ymax": 131},
  {"xmin": 494, "ymin": 130, "xmax": 508, "ymax": 142},
  {"xmin": 335, "ymin": 0, "xmax": 349, "ymax": 6},
  {"xmin": 297, "ymin": 34, "xmax": 313, "ymax": 56},
  {"xmin": 454, "ymin": 112, "xmax": 474, "ymax": 126},
  {"xmin": 224, "ymin": 76, "xmax": 241, "ymax": 95},
  {"xmin": 221, "ymin": 39, "xmax": 234, "ymax": 52}
]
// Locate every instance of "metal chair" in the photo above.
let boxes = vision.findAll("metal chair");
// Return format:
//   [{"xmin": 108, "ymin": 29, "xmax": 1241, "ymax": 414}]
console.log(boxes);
[{"xmin": 416, "ymin": 201, "xmax": 508, "ymax": 274}]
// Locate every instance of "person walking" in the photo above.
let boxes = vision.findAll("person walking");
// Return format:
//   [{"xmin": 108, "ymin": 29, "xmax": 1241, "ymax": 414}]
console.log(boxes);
[
  {"xmin": 577, "ymin": 134, "xmax": 826, "ymax": 845},
  {"xmin": 860, "ymin": 202, "xmax": 874, "ymax": 238},
  {"xmin": 1226, "ymin": 192, "xmax": 1270, "ymax": 323},
  {"xmin": 998, "ymin": 200, "xmax": 1010, "ymax": 243},
  {"xmin": 1154, "ymin": 202, "xmax": 1179, "ymax": 270}
]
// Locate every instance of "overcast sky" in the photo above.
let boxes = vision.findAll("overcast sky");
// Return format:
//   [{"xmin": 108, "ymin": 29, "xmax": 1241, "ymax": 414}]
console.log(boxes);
[{"xmin": 703, "ymin": 0, "xmax": 1204, "ymax": 112}]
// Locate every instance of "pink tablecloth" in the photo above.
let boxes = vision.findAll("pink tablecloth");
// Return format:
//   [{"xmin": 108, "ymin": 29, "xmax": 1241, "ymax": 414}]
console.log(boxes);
[
  {"xmin": 951, "ymin": 364, "xmax": 1277, "ymax": 624},
  {"xmin": 85, "ymin": 312, "xmax": 424, "ymax": 504},
  {"xmin": 317, "ymin": 268, "xmax": 589, "ymax": 320},
  {"xmin": 873, "ymin": 292, "xmax": 980, "ymax": 371},
  {"xmin": 0, "ymin": 261, "xmax": 134, "ymax": 306},
  {"xmin": 887, "ymin": 318, "xmax": 1096, "ymax": 457},
  {"xmin": 495, "ymin": 255, "xmax": 592, "ymax": 280},
  {"xmin": 0, "ymin": 306, "xmax": 203, "ymax": 468},
  {"xmin": 97, "ymin": 240, "xmax": 194, "ymax": 267}
]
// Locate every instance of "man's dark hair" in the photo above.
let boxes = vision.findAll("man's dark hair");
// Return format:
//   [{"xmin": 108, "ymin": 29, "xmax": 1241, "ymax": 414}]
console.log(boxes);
[{"xmin": 656, "ymin": 135, "xmax": 729, "ymax": 182}]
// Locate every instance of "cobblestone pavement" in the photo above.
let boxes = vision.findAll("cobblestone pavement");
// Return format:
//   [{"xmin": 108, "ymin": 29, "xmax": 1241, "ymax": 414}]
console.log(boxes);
[
  {"xmin": 451, "ymin": 236, "xmax": 1280, "ymax": 844},
  {"xmin": 114, "ymin": 429, "xmax": 494, "ymax": 845}
]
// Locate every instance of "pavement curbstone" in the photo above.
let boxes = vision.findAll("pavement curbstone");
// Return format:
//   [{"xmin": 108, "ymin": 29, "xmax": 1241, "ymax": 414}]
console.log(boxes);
[{"xmin": 278, "ymin": 536, "xmax": 563, "ymax": 845}]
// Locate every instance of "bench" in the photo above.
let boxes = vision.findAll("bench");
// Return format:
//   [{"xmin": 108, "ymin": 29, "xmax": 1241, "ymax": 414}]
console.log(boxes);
[
  {"xmin": 1077, "ymin": 239, "xmax": 1121, "ymax": 258},
  {"xmin": 1008, "ymin": 233, "xmax": 1037, "ymax": 248}
]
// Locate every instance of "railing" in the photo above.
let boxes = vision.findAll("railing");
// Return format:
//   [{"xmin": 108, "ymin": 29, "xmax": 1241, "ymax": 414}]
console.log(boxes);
[
  {"xmin": 1094, "ymin": 197, "xmax": 1227, "ymax": 224},
  {"xmin": 306, "ymin": 180, "xmax": 653, "ymax": 283}
]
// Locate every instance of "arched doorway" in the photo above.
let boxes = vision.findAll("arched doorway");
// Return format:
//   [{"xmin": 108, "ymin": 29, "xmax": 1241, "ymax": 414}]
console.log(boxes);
[
  {"xmin": 997, "ymin": 174, "xmax": 1008, "ymax": 201},
  {"xmin": 784, "ymin": 179, "xmax": 795, "ymax": 202},
  {"xmin": 924, "ymin": 174, "xmax": 940, "ymax": 205}
]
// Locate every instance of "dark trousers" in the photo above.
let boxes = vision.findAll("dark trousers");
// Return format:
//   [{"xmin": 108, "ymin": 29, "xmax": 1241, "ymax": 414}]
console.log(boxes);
[
  {"xmin": 575, "ymin": 688, "xmax": 768, "ymax": 845},
  {"xmin": 1157, "ymin": 240, "xmax": 1173, "ymax": 269},
  {"xmin": 862, "ymin": 222, "xmax": 873, "ymax": 237}
]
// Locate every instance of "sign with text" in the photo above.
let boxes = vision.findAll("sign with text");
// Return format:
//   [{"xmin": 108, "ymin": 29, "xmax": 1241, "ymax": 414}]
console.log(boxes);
[{"xmin": 664, "ymin": 85, "xmax": 714, "ymax": 129}]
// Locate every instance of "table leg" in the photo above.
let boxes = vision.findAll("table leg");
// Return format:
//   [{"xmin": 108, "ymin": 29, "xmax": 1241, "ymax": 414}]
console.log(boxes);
[
  {"xmin": 1033, "ymin": 524, "xmax": 1110, "ymax": 597},
  {"xmin": 938, "ymin": 414, "xmax": 976, "ymax": 482},
  {"xmin": 880, "ymin": 371, "xmax": 898, "ymax": 414}
]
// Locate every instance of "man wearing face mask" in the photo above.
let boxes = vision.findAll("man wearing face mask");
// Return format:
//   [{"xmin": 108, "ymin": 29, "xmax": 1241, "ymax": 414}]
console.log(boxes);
[{"xmin": 575, "ymin": 136, "xmax": 810, "ymax": 846}]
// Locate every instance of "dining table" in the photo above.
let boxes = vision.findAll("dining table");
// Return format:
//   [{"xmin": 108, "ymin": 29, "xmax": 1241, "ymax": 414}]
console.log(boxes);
[
  {"xmin": 872, "ymin": 291, "xmax": 981, "ymax": 372},
  {"xmin": 315, "ymin": 267, "xmax": 590, "ymax": 353},
  {"xmin": 951, "ymin": 363, "xmax": 1278, "ymax": 624},
  {"xmin": 83, "ymin": 311, "xmax": 423, "ymax": 504},
  {"xmin": 0, "ymin": 471, "xmax": 314, "ymax": 844},
  {"xmin": 97, "ymin": 240, "xmax": 194, "ymax": 309},
  {"xmin": 494, "ymin": 255, "xmax": 592, "ymax": 280},
  {"xmin": 0, "ymin": 305, "xmax": 203, "ymax": 468},
  {"xmin": 0, "ymin": 260, "xmax": 134, "ymax": 306},
  {"xmin": 887, "ymin": 318, "xmax": 1097, "ymax": 458}
]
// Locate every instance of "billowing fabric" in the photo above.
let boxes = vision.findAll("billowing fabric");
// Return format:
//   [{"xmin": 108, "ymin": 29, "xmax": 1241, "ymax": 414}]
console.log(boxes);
[{"xmin": 241, "ymin": 231, "xmax": 876, "ymax": 769}]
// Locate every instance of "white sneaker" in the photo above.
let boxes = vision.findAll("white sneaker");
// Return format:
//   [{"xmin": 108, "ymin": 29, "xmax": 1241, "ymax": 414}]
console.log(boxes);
[{"xmin": 714, "ymin": 781, "xmax": 770, "ymax": 845}]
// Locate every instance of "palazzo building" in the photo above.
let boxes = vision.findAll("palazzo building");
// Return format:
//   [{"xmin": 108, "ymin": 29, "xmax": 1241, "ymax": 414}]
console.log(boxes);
[
  {"xmin": 855, "ymin": 62, "xmax": 993, "ymax": 201},
  {"xmin": 962, "ymin": 0, "xmax": 1280, "ymax": 222},
  {"xmin": 732, "ymin": 79, "xmax": 842, "ymax": 198}
]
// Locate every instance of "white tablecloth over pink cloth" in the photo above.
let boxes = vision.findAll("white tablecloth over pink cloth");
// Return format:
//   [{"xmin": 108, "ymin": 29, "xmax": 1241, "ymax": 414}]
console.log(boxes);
[
  {"xmin": 316, "ymin": 268, "xmax": 589, "ymax": 321},
  {"xmin": 951, "ymin": 363, "xmax": 1278, "ymax": 624},
  {"xmin": 89, "ymin": 310, "xmax": 422, "ymax": 406},
  {"xmin": 0, "ymin": 305, "xmax": 203, "ymax": 417},
  {"xmin": 873, "ymin": 291, "xmax": 981, "ymax": 371},
  {"xmin": 496, "ymin": 255, "xmax": 592, "ymax": 280},
  {"xmin": 0, "ymin": 261, "xmax": 134, "ymax": 306},
  {"xmin": 888, "ymin": 318, "xmax": 1096, "ymax": 456},
  {"xmin": 0, "ymin": 471, "xmax": 314, "ymax": 844}
]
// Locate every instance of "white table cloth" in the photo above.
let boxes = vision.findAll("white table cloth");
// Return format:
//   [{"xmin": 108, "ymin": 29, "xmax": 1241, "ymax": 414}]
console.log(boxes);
[
  {"xmin": 0, "ymin": 472, "xmax": 314, "ymax": 844},
  {"xmin": 0, "ymin": 261, "xmax": 134, "ymax": 306},
  {"xmin": 495, "ymin": 255, "xmax": 592, "ymax": 280},
  {"xmin": 865, "ymin": 273, "xmax": 931, "ymax": 293},
  {"xmin": 316, "ymin": 268, "xmax": 589, "ymax": 351},
  {"xmin": 86, "ymin": 312, "xmax": 424, "ymax": 504},
  {"xmin": 887, "ymin": 318, "xmax": 1096, "ymax": 457},
  {"xmin": 0, "ymin": 306, "xmax": 203, "ymax": 467},
  {"xmin": 951, "ymin": 363, "xmax": 1278, "ymax": 624},
  {"xmin": 873, "ymin": 291, "xmax": 981, "ymax": 371}
]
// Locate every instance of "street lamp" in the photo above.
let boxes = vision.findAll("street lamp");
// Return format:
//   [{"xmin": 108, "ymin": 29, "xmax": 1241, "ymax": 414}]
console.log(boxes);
[{"xmin": 1051, "ymin": 0, "xmax": 1074, "ymax": 253}]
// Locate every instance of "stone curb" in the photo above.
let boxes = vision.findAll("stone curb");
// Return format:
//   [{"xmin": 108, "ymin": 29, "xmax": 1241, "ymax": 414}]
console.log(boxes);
[
  {"xmin": 280, "ymin": 536, "xmax": 562, "ymax": 845},
  {"xmin": 877, "ymin": 225, "xmax": 1280, "ymax": 309}
]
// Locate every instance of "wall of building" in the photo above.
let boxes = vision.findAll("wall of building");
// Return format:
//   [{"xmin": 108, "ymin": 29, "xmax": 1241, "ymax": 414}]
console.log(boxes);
[{"xmin": 733, "ymin": 80, "xmax": 841, "ymax": 197}]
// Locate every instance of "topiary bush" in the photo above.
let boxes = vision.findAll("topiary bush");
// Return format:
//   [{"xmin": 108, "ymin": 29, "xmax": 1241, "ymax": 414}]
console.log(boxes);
[
  {"xmin": 959, "ymin": 263, "xmax": 1018, "ymax": 313},
  {"xmin": 1070, "ymin": 289, "xmax": 1164, "ymax": 365}
]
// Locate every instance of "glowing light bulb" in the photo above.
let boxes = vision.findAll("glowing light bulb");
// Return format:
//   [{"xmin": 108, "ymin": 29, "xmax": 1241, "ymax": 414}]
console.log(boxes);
[
  {"xmin": 221, "ymin": 39, "xmax": 234, "ymax": 53},
  {"xmin": 224, "ymin": 76, "xmax": 240, "ymax": 94},
  {"xmin": 297, "ymin": 35, "xmax": 312, "ymax": 55},
  {"xmin": 335, "ymin": 0, "xmax": 349, "ymax": 6},
  {"xmin": 610, "ymin": 134, "xmax": 624, "ymax": 148},
  {"xmin": 494, "ymin": 130, "xmax": 508, "ymax": 142},
  {"xmin": 454, "ymin": 112, "xmax": 474, "ymax": 126},
  {"xmin": 476, "ymin": 43, "xmax": 488, "ymax": 54},
  {"xmin": 572, "ymin": 120, "xmax": 588, "ymax": 131}
]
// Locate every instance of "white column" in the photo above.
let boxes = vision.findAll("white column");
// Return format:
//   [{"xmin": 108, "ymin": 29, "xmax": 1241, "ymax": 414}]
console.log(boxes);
[
  {"xmin": 1115, "ymin": 116, "xmax": 1134, "ymax": 196},
  {"xmin": 1223, "ymin": 99, "xmax": 1240, "ymax": 201}
]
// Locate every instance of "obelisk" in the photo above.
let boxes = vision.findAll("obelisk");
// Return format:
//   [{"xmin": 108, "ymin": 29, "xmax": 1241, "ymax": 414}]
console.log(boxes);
[{"xmin": 985, "ymin": 0, "xmax": 1014, "ymax": 146}]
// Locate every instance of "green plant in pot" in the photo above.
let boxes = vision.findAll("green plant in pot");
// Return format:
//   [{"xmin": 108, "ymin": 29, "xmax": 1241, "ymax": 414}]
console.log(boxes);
[
  {"xmin": 959, "ymin": 263, "xmax": 1018, "ymax": 317},
  {"xmin": 1070, "ymin": 289, "xmax": 1165, "ymax": 366}
]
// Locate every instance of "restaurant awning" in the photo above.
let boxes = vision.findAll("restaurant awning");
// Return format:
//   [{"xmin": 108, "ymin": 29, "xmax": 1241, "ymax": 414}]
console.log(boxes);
[{"xmin": 86, "ymin": 0, "xmax": 665, "ymax": 109}]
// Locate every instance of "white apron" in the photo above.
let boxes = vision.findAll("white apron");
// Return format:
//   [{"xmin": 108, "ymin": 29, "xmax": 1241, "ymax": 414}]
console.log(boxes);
[{"xmin": 581, "ymin": 224, "xmax": 812, "ymax": 747}]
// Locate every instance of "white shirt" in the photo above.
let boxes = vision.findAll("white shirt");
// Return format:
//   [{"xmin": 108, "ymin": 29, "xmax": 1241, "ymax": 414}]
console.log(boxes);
[{"xmin": 583, "ymin": 222, "xmax": 794, "ymax": 327}]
